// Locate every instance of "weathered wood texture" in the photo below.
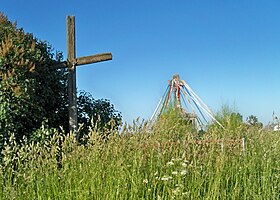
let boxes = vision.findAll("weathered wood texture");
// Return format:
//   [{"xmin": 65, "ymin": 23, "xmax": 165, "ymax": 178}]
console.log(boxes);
[
  {"xmin": 62, "ymin": 15, "xmax": 113, "ymax": 135},
  {"xmin": 77, "ymin": 53, "xmax": 112, "ymax": 66},
  {"xmin": 67, "ymin": 16, "xmax": 77, "ymax": 133}
]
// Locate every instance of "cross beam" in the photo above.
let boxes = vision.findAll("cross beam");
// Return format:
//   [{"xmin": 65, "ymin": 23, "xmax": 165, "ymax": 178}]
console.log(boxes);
[
  {"xmin": 66, "ymin": 16, "xmax": 112, "ymax": 135},
  {"xmin": 53, "ymin": 53, "xmax": 112, "ymax": 69}
]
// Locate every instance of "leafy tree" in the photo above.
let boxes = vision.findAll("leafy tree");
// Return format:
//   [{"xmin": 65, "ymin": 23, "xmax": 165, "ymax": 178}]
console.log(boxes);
[
  {"xmin": 77, "ymin": 91, "xmax": 122, "ymax": 139},
  {"xmin": 0, "ymin": 13, "xmax": 68, "ymax": 146},
  {"xmin": 246, "ymin": 115, "xmax": 263, "ymax": 128}
]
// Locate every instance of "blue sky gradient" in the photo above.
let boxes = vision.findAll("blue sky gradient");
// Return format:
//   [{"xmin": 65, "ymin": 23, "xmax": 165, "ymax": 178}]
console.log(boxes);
[{"xmin": 2, "ymin": 0, "xmax": 280, "ymax": 124}]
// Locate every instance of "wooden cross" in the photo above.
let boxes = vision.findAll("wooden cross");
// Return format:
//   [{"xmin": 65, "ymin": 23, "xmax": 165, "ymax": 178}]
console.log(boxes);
[{"xmin": 55, "ymin": 16, "xmax": 112, "ymax": 134}]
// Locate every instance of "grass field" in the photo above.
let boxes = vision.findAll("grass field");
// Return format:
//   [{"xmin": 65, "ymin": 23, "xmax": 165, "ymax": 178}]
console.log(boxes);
[{"xmin": 0, "ymin": 118, "xmax": 279, "ymax": 199}]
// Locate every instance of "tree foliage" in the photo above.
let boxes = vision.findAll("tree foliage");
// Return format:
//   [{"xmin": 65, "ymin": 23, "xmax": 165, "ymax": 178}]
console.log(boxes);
[
  {"xmin": 0, "ymin": 13, "xmax": 68, "ymax": 145},
  {"xmin": 77, "ymin": 91, "xmax": 122, "ymax": 138},
  {"xmin": 246, "ymin": 115, "xmax": 263, "ymax": 128}
]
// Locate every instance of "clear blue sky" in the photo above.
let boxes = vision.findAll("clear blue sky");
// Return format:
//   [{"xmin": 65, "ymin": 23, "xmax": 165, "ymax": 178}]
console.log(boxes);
[{"xmin": 2, "ymin": 0, "xmax": 280, "ymax": 125}]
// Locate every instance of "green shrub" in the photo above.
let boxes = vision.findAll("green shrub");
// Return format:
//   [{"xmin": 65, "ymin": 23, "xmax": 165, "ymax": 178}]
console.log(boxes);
[
  {"xmin": 152, "ymin": 107, "xmax": 195, "ymax": 141},
  {"xmin": 208, "ymin": 105, "xmax": 247, "ymax": 138}
]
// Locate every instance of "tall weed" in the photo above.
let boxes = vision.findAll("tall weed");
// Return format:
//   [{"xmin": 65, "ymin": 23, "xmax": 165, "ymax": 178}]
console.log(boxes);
[{"xmin": 0, "ymin": 115, "xmax": 279, "ymax": 199}]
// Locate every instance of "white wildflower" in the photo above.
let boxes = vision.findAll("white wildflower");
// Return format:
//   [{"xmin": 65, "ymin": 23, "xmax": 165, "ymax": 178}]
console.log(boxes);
[
  {"xmin": 167, "ymin": 161, "xmax": 174, "ymax": 166},
  {"xmin": 180, "ymin": 170, "xmax": 187, "ymax": 176},
  {"xmin": 175, "ymin": 184, "xmax": 183, "ymax": 188},
  {"xmin": 172, "ymin": 157, "xmax": 182, "ymax": 162},
  {"xmin": 172, "ymin": 187, "xmax": 180, "ymax": 195},
  {"xmin": 182, "ymin": 162, "xmax": 188, "ymax": 167},
  {"xmin": 143, "ymin": 179, "xmax": 148, "ymax": 184},
  {"xmin": 172, "ymin": 171, "xmax": 178, "ymax": 175},
  {"xmin": 161, "ymin": 176, "xmax": 169, "ymax": 181}
]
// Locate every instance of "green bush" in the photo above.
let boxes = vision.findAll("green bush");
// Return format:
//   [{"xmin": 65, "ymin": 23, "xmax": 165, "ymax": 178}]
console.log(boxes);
[
  {"xmin": 152, "ymin": 107, "xmax": 195, "ymax": 141},
  {"xmin": 208, "ymin": 105, "xmax": 247, "ymax": 138}
]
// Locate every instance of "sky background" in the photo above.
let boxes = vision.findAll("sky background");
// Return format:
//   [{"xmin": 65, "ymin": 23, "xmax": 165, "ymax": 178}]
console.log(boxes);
[{"xmin": 1, "ymin": 0, "xmax": 280, "ymax": 125}]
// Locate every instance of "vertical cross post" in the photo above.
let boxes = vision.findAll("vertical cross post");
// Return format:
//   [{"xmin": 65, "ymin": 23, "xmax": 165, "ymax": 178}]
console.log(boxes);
[
  {"xmin": 64, "ymin": 15, "xmax": 112, "ymax": 137},
  {"xmin": 67, "ymin": 16, "xmax": 78, "ymax": 134}
]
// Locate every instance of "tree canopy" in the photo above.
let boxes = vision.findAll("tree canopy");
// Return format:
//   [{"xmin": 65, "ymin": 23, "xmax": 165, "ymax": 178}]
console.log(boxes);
[
  {"xmin": 246, "ymin": 115, "xmax": 263, "ymax": 128},
  {"xmin": 77, "ymin": 91, "xmax": 122, "ymax": 138},
  {"xmin": 0, "ymin": 13, "xmax": 68, "ymax": 144}
]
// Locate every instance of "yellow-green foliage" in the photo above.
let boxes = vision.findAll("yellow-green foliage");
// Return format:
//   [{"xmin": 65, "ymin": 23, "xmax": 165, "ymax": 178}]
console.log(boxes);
[
  {"xmin": 208, "ymin": 105, "xmax": 248, "ymax": 139},
  {"xmin": 152, "ymin": 108, "xmax": 195, "ymax": 141}
]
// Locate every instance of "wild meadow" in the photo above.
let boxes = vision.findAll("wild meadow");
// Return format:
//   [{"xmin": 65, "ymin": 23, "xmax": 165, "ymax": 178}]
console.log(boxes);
[
  {"xmin": 0, "ymin": 110, "xmax": 279, "ymax": 199},
  {"xmin": 0, "ymin": 11, "xmax": 279, "ymax": 200}
]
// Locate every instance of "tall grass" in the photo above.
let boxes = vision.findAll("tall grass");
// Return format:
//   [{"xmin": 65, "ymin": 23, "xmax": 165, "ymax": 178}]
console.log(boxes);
[{"xmin": 0, "ymin": 118, "xmax": 279, "ymax": 199}]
